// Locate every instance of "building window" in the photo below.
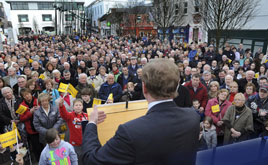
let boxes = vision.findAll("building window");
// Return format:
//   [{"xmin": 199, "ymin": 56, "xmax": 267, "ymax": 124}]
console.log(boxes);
[
  {"xmin": 42, "ymin": 14, "xmax": 52, "ymax": 21},
  {"xmin": 11, "ymin": 2, "xmax": 29, "ymax": 10},
  {"xmin": 37, "ymin": 2, "xmax": 53, "ymax": 10},
  {"xmin": 65, "ymin": 14, "xmax": 74, "ymax": 21},
  {"xmin": 18, "ymin": 15, "xmax": 29, "ymax": 22},
  {"xmin": 194, "ymin": 0, "xmax": 200, "ymax": 13},
  {"xmin": 137, "ymin": 15, "xmax": 141, "ymax": 23},
  {"xmin": 183, "ymin": 2, "xmax": 188, "ymax": 14},
  {"xmin": 175, "ymin": 4, "xmax": 179, "ymax": 15}
]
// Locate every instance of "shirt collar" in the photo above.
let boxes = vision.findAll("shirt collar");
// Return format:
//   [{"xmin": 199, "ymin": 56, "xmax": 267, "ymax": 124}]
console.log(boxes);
[{"xmin": 148, "ymin": 99, "xmax": 173, "ymax": 111}]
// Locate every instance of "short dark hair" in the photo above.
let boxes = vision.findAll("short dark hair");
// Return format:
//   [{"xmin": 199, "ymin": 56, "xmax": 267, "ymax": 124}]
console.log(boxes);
[
  {"xmin": 45, "ymin": 128, "xmax": 59, "ymax": 144},
  {"xmin": 192, "ymin": 99, "xmax": 199, "ymax": 103},
  {"xmin": 192, "ymin": 73, "xmax": 201, "ymax": 79},
  {"xmin": 81, "ymin": 88, "xmax": 92, "ymax": 96}
]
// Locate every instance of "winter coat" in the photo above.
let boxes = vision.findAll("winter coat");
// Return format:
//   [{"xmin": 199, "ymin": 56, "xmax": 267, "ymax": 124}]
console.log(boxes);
[
  {"xmin": 222, "ymin": 105, "xmax": 254, "ymax": 144},
  {"xmin": 99, "ymin": 82, "xmax": 122, "ymax": 103},
  {"xmin": 200, "ymin": 123, "xmax": 217, "ymax": 148},
  {"xmin": 0, "ymin": 97, "xmax": 22, "ymax": 125},
  {"xmin": 59, "ymin": 105, "xmax": 88, "ymax": 146},
  {"xmin": 184, "ymin": 81, "xmax": 208, "ymax": 109},
  {"xmin": 246, "ymin": 94, "xmax": 268, "ymax": 135},
  {"xmin": 33, "ymin": 105, "xmax": 63, "ymax": 144},
  {"xmin": 205, "ymin": 98, "xmax": 232, "ymax": 134},
  {"xmin": 19, "ymin": 98, "xmax": 38, "ymax": 134}
]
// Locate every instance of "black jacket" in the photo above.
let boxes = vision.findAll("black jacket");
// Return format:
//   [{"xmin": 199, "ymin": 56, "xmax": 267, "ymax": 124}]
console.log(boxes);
[{"xmin": 0, "ymin": 97, "xmax": 22, "ymax": 126}]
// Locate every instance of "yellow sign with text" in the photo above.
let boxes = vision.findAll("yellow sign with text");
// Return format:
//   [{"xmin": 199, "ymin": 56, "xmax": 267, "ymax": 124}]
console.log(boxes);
[
  {"xmin": 58, "ymin": 83, "xmax": 69, "ymax": 93},
  {"xmin": 0, "ymin": 129, "xmax": 17, "ymax": 148},
  {"xmin": 211, "ymin": 104, "xmax": 220, "ymax": 113},
  {"xmin": 16, "ymin": 105, "xmax": 28, "ymax": 115},
  {"xmin": 67, "ymin": 84, "xmax": 78, "ymax": 98}
]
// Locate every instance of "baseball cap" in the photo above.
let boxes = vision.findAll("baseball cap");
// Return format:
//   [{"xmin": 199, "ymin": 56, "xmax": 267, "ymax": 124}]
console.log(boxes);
[{"xmin": 259, "ymin": 84, "xmax": 268, "ymax": 92}]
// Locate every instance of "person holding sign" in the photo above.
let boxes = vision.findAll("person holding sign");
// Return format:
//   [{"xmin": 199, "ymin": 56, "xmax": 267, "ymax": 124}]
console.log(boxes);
[
  {"xmin": 83, "ymin": 59, "xmax": 200, "ymax": 164},
  {"xmin": 19, "ymin": 88, "xmax": 43, "ymax": 162},
  {"xmin": 205, "ymin": 89, "xmax": 232, "ymax": 146},
  {"xmin": 222, "ymin": 93, "xmax": 253, "ymax": 144},
  {"xmin": 58, "ymin": 98, "xmax": 88, "ymax": 164}
]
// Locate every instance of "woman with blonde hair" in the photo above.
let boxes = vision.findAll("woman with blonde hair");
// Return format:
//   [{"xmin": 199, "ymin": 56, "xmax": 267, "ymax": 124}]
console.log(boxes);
[{"xmin": 208, "ymin": 81, "xmax": 220, "ymax": 99}]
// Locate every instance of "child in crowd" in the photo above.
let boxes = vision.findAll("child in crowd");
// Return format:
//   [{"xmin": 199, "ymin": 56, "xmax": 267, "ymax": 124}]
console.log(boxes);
[
  {"xmin": 260, "ymin": 121, "xmax": 268, "ymax": 137},
  {"xmin": 200, "ymin": 116, "xmax": 217, "ymax": 149},
  {"xmin": 80, "ymin": 88, "xmax": 93, "ymax": 113},
  {"xmin": 58, "ymin": 98, "xmax": 88, "ymax": 164},
  {"xmin": 39, "ymin": 128, "xmax": 78, "ymax": 165},
  {"xmin": 192, "ymin": 99, "xmax": 204, "ymax": 121},
  {"xmin": 122, "ymin": 82, "xmax": 140, "ymax": 101},
  {"xmin": 198, "ymin": 125, "xmax": 208, "ymax": 151}
]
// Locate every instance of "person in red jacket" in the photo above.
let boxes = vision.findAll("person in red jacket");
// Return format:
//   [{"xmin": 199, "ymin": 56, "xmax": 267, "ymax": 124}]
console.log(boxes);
[
  {"xmin": 19, "ymin": 88, "xmax": 43, "ymax": 162},
  {"xmin": 184, "ymin": 73, "xmax": 208, "ymax": 113},
  {"xmin": 58, "ymin": 97, "xmax": 88, "ymax": 164}
]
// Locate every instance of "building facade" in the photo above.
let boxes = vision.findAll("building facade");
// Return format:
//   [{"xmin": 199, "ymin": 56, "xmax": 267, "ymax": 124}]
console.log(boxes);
[{"xmin": 6, "ymin": 0, "xmax": 84, "ymax": 35}]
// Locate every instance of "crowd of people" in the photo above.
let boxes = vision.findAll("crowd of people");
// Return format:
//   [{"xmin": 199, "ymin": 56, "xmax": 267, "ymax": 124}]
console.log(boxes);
[{"xmin": 0, "ymin": 34, "xmax": 267, "ymax": 164}]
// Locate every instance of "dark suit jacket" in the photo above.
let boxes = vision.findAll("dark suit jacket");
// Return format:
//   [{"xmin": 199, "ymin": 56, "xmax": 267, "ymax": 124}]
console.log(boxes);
[
  {"xmin": 82, "ymin": 101, "xmax": 200, "ymax": 165},
  {"xmin": 173, "ymin": 85, "xmax": 192, "ymax": 107}
]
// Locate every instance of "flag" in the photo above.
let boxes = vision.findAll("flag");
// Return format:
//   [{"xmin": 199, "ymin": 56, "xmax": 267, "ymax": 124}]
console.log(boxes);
[
  {"xmin": 0, "ymin": 129, "xmax": 17, "ymax": 148},
  {"xmin": 12, "ymin": 122, "xmax": 21, "ymax": 140},
  {"xmin": 67, "ymin": 84, "xmax": 78, "ymax": 98},
  {"xmin": 58, "ymin": 83, "xmax": 69, "ymax": 93},
  {"xmin": 39, "ymin": 74, "xmax": 45, "ymax": 80},
  {"xmin": 92, "ymin": 98, "xmax": 102, "ymax": 107},
  {"xmin": 108, "ymin": 93, "xmax": 113, "ymax": 101},
  {"xmin": 91, "ymin": 83, "xmax": 95, "ymax": 88},
  {"xmin": 16, "ymin": 105, "xmax": 28, "ymax": 115}
]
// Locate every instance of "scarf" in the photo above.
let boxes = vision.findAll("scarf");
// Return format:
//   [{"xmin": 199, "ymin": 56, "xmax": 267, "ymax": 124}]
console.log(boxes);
[{"xmin": 5, "ymin": 97, "xmax": 17, "ymax": 120}]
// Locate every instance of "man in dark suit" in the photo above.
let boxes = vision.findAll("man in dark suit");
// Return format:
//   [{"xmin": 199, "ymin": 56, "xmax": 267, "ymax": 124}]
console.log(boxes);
[{"xmin": 82, "ymin": 59, "xmax": 200, "ymax": 164}]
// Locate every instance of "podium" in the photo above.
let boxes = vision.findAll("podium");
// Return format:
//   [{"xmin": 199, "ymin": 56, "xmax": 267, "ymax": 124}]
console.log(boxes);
[{"xmin": 87, "ymin": 100, "xmax": 148, "ymax": 145}]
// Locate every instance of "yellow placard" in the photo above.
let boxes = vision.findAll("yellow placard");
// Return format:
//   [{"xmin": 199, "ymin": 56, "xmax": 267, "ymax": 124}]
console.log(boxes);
[
  {"xmin": 108, "ymin": 93, "xmax": 113, "ymax": 101},
  {"xmin": 12, "ymin": 123, "xmax": 21, "ymax": 140},
  {"xmin": 29, "ymin": 59, "xmax": 33, "ymax": 63},
  {"xmin": 58, "ymin": 83, "xmax": 69, "ymax": 93},
  {"xmin": 67, "ymin": 84, "xmax": 78, "ymax": 98},
  {"xmin": 16, "ymin": 105, "xmax": 28, "ymax": 115},
  {"xmin": 0, "ymin": 129, "xmax": 17, "ymax": 148},
  {"xmin": 211, "ymin": 104, "xmax": 220, "ymax": 113},
  {"xmin": 228, "ymin": 59, "xmax": 232, "ymax": 63},
  {"xmin": 255, "ymin": 73, "xmax": 259, "ymax": 78},
  {"xmin": 92, "ymin": 98, "xmax": 102, "ymax": 107},
  {"xmin": 265, "ymin": 59, "xmax": 268, "ymax": 63},
  {"xmin": 91, "ymin": 83, "xmax": 95, "ymax": 89},
  {"xmin": 39, "ymin": 74, "xmax": 45, "ymax": 80}
]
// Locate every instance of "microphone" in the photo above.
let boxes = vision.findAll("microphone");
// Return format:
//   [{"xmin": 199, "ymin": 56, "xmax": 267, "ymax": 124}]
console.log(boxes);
[{"xmin": 126, "ymin": 89, "xmax": 129, "ymax": 109}]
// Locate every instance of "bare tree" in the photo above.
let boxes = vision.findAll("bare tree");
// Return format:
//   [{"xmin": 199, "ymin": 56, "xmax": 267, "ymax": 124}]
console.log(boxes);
[
  {"xmin": 32, "ymin": 17, "xmax": 38, "ymax": 34},
  {"xmin": 150, "ymin": 0, "xmax": 185, "ymax": 40},
  {"xmin": 200, "ymin": 0, "xmax": 259, "ymax": 50}
]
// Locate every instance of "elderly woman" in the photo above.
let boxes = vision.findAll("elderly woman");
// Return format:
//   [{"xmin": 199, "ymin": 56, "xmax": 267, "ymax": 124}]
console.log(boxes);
[
  {"xmin": 33, "ymin": 93, "xmax": 63, "ymax": 145},
  {"xmin": 222, "ymin": 93, "xmax": 254, "ymax": 144},
  {"xmin": 208, "ymin": 81, "xmax": 220, "ymax": 99},
  {"xmin": 205, "ymin": 89, "xmax": 232, "ymax": 145},
  {"xmin": 0, "ymin": 87, "xmax": 22, "ymax": 127},
  {"xmin": 42, "ymin": 79, "xmax": 60, "ymax": 106},
  {"xmin": 52, "ymin": 69, "xmax": 62, "ymax": 89}
]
